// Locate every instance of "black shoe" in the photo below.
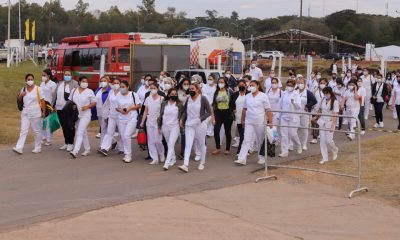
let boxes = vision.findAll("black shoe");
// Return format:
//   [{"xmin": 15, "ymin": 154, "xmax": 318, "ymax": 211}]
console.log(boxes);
[
  {"xmin": 98, "ymin": 149, "xmax": 108, "ymax": 157},
  {"xmin": 145, "ymin": 156, "xmax": 152, "ymax": 160},
  {"xmin": 111, "ymin": 142, "xmax": 117, "ymax": 150},
  {"xmin": 118, "ymin": 151, "xmax": 124, "ymax": 155}
]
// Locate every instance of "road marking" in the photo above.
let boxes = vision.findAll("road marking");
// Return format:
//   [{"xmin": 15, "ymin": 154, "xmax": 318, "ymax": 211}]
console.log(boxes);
[{"xmin": 367, "ymin": 128, "xmax": 400, "ymax": 133}]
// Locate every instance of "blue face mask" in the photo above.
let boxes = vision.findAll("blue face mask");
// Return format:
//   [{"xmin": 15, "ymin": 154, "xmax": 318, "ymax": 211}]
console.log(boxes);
[
  {"xmin": 120, "ymin": 88, "xmax": 127, "ymax": 94},
  {"xmin": 64, "ymin": 75, "xmax": 72, "ymax": 82}
]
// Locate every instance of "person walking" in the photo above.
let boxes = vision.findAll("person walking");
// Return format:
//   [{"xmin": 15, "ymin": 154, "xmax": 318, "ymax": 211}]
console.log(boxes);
[
  {"xmin": 40, "ymin": 69, "xmax": 57, "ymax": 146},
  {"xmin": 371, "ymin": 74, "xmax": 389, "ymax": 128}
]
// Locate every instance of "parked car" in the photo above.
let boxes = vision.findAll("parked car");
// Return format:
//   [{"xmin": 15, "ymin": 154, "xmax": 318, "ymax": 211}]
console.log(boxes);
[
  {"xmin": 246, "ymin": 50, "xmax": 257, "ymax": 59},
  {"xmin": 257, "ymin": 51, "xmax": 285, "ymax": 60},
  {"xmin": 321, "ymin": 52, "xmax": 340, "ymax": 60}
]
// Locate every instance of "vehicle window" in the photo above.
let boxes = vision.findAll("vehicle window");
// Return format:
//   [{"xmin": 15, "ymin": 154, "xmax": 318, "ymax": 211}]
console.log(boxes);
[
  {"xmin": 51, "ymin": 54, "xmax": 58, "ymax": 67},
  {"xmin": 118, "ymin": 48, "xmax": 130, "ymax": 63},
  {"xmin": 71, "ymin": 50, "xmax": 80, "ymax": 67},
  {"xmin": 111, "ymin": 47, "xmax": 116, "ymax": 63},
  {"xmin": 102, "ymin": 48, "xmax": 109, "ymax": 62},
  {"xmin": 93, "ymin": 48, "xmax": 103, "ymax": 70},
  {"xmin": 80, "ymin": 48, "xmax": 90, "ymax": 66},
  {"xmin": 64, "ymin": 49, "xmax": 72, "ymax": 66}
]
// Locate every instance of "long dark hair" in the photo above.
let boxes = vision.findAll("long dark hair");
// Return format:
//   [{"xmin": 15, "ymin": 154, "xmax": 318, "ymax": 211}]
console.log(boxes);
[
  {"xmin": 251, "ymin": 80, "xmax": 264, "ymax": 92},
  {"xmin": 322, "ymin": 86, "xmax": 336, "ymax": 111}
]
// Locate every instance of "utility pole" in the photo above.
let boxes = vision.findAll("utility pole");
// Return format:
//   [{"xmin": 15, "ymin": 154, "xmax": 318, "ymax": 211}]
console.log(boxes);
[
  {"xmin": 7, "ymin": 0, "xmax": 11, "ymax": 68},
  {"xmin": 18, "ymin": 0, "xmax": 21, "ymax": 40},
  {"xmin": 47, "ymin": 0, "xmax": 52, "ymax": 44},
  {"xmin": 298, "ymin": 0, "xmax": 303, "ymax": 60}
]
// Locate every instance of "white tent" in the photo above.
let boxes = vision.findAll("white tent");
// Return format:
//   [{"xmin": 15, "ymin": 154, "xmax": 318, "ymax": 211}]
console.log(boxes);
[{"xmin": 365, "ymin": 44, "xmax": 400, "ymax": 61}]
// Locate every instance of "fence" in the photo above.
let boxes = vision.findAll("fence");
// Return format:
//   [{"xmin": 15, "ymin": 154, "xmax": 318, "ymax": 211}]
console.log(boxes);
[{"xmin": 256, "ymin": 110, "xmax": 368, "ymax": 199}]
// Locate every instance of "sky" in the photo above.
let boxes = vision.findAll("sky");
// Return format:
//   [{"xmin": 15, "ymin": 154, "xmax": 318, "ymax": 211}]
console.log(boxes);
[{"xmin": 19, "ymin": 0, "xmax": 400, "ymax": 18}]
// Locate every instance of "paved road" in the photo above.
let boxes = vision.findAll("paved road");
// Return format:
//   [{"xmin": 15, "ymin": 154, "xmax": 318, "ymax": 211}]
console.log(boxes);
[{"xmin": 0, "ymin": 110, "xmax": 398, "ymax": 231}]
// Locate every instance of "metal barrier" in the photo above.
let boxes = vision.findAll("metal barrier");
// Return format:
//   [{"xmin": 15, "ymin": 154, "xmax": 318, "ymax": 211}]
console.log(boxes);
[{"xmin": 256, "ymin": 110, "xmax": 368, "ymax": 199}]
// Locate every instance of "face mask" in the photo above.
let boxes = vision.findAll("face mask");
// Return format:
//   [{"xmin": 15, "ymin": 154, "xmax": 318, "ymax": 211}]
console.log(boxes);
[
  {"xmin": 325, "ymin": 95, "xmax": 331, "ymax": 100},
  {"xmin": 100, "ymin": 82, "xmax": 108, "ymax": 88},
  {"xmin": 298, "ymin": 84, "xmax": 305, "ymax": 90},
  {"xmin": 270, "ymin": 73, "xmax": 275, "ymax": 78},
  {"xmin": 341, "ymin": 74, "xmax": 345, "ymax": 78},
  {"xmin": 164, "ymin": 84, "xmax": 172, "ymax": 90},
  {"xmin": 170, "ymin": 95, "xmax": 178, "ymax": 101},
  {"xmin": 319, "ymin": 84, "xmax": 326, "ymax": 89},
  {"xmin": 189, "ymin": 91, "xmax": 196, "ymax": 96},
  {"xmin": 363, "ymin": 72, "xmax": 368, "ymax": 76},
  {"xmin": 113, "ymin": 84, "xmax": 120, "ymax": 90},
  {"xmin": 183, "ymin": 85, "xmax": 189, "ymax": 91},
  {"xmin": 357, "ymin": 82, "xmax": 363, "ymax": 87},
  {"xmin": 80, "ymin": 82, "xmax": 88, "ymax": 89},
  {"xmin": 208, "ymin": 80, "xmax": 214, "ymax": 85},
  {"xmin": 225, "ymin": 74, "xmax": 231, "ymax": 79},
  {"xmin": 239, "ymin": 86, "xmax": 246, "ymax": 92},
  {"xmin": 151, "ymin": 89, "xmax": 158, "ymax": 95},
  {"xmin": 316, "ymin": 75, "xmax": 322, "ymax": 80},
  {"xmin": 41, "ymin": 76, "xmax": 48, "ymax": 82},
  {"xmin": 26, "ymin": 80, "xmax": 34, "ymax": 86},
  {"xmin": 141, "ymin": 79, "xmax": 145, "ymax": 84},
  {"xmin": 376, "ymin": 78, "xmax": 382, "ymax": 83},
  {"xmin": 248, "ymin": 86, "xmax": 257, "ymax": 93},
  {"xmin": 145, "ymin": 81, "xmax": 149, "ymax": 86},
  {"xmin": 286, "ymin": 86, "xmax": 294, "ymax": 92},
  {"xmin": 271, "ymin": 83, "xmax": 278, "ymax": 89},
  {"xmin": 64, "ymin": 76, "xmax": 72, "ymax": 82},
  {"xmin": 251, "ymin": 64, "xmax": 256, "ymax": 68},
  {"xmin": 347, "ymin": 73, "xmax": 351, "ymax": 77},
  {"xmin": 218, "ymin": 83, "xmax": 225, "ymax": 89},
  {"xmin": 120, "ymin": 88, "xmax": 127, "ymax": 94},
  {"xmin": 348, "ymin": 85, "xmax": 355, "ymax": 90}
]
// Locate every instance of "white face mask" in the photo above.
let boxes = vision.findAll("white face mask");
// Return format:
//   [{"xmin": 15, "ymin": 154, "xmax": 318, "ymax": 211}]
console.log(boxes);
[
  {"xmin": 80, "ymin": 82, "xmax": 88, "ymax": 89},
  {"xmin": 120, "ymin": 88, "xmax": 128, "ymax": 94},
  {"xmin": 164, "ymin": 84, "xmax": 172, "ymax": 90},
  {"xmin": 298, "ymin": 84, "xmax": 305, "ymax": 90},
  {"xmin": 348, "ymin": 85, "xmax": 355, "ymax": 90},
  {"xmin": 251, "ymin": 64, "xmax": 256, "ymax": 68},
  {"xmin": 151, "ymin": 89, "xmax": 158, "ymax": 95},
  {"xmin": 225, "ymin": 74, "xmax": 231, "ymax": 79},
  {"xmin": 319, "ymin": 84, "xmax": 326, "ymax": 89},
  {"xmin": 144, "ymin": 80, "xmax": 149, "ymax": 86},
  {"xmin": 141, "ymin": 79, "xmax": 145, "ymax": 84},
  {"xmin": 286, "ymin": 86, "xmax": 294, "ymax": 92},
  {"xmin": 357, "ymin": 82, "xmax": 363, "ymax": 87},
  {"xmin": 347, "ymin": 73, "xmax": 351, "ymax": 77},
  {"xmin": 26, "ymin": 80, "xmax": 35, "ymax": 86},
  {"xmin": 271, "ymin": 83, "xmax": 278, "ymax": 89},
  {"xmin": 183, "ymin": 85, "xmax": 189, "ymax": 91},
  {"xmin": 248, "ymin": 86, "xmax": 257, "ymax": 93},
  {"xmin": 113, "ymin": 84, "xmax": 120, "ymax": 90},
  {"xmin": 208, "ymin": 80, "xmax": 214, "ymax": 85},
  {"xmin": 376, "ymin": 78, "xmax": 382, "ymax": 83},
  {"xmin": 41, "ymin": 76, "xmax": 48, "ymax": 82},
  {"xmin": 100, "ymin": 82, "xmax": 108, "ymax": 88},
  {"xmin": 363, "ymin": 72, "xmax": 368, "ymax": 76},
  {"xmin": 218, "ymin": 83, "xmax": 225, "ymax": 89}
]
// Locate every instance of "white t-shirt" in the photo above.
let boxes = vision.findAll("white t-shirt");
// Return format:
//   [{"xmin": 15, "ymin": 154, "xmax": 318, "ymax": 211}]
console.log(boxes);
[
  {"xmin": 394, "ymin": 85, "xmax": 400, "ymax": 105},
  {"xmin": 343, "ymin": 90, "xmax": 359, "ymax": 111},
  {"xmin": 22, "ymin": 86, "xmax": 44, "ymax": 118},
  {"xmin": 249, "ymin": 67, "xmax": 263, "ymax": 81},
  {"xmin": 95, "ymin": 89, "xmax": 106, "ymax": 117},
  {"xmin": 235, "ymin": 93, "xmax": 246, "ymax": 121},
  {"xmin": 144, "ymin": 95, "xmax": 163, "ymax": 127},
  {"xmin": 264, "ymin": 77, "xmax": 282, "ymax": 90},
  {"xmin": 116, "ymin": 91, "xmax": 141, "ymax": 121},
  {"xmin": 358, "ymin": 87, "xmax": 366, "ymax": 107},
  {"xmin": 243, "ymin": 92, "xmax": 271, "ymax": 125},
  {"xmin": 374, "ymin": 83, "xmax": 384, "ymax": 103},
  {"xmin": 55, "ymin": 82, "xmax": 72, "ymax": 110},
  {"xmin": 267, "ymin": 89, "xmax": 282, "ymax": 111},
  {"xmin": 333, "ymin": 86, "xmax": 345, "ymax": 103},
  {"xmin": 186, "ymin": 96, "xmax": 201, "ymax": 127},
  {"xmin": 137, "ymin": 85, "xmax": 149, "ymax": 102},
  {"xmin": 361, "ymin": 75, "xmax": 375, "ymax": 91},
  {"xmin": 202, "ymin": 84, "xmax": 216, "ymax": 105},
  {"xmin": 39, "ymin": 80, "xmax": 57, "ymax": 103},
  {"xmin": 68, "ymin": 88, "xmax": 95, "ymax": 118},
  {"xmin": 108, "ymin": 91, "xmax": 120, "ymax": 118},
  {"xmin": 163, "ymin": 102, "xmax": 179, "ymax": 127},
  {"xmin": 316, "ymin": 98, "xmax": 339, "ymax": 128}
]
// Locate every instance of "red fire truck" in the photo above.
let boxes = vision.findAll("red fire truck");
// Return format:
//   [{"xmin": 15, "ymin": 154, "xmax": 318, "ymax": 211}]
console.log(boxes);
[{"xmin": 50, "ymin": 33, "xmax": 141, "ymax": 89}]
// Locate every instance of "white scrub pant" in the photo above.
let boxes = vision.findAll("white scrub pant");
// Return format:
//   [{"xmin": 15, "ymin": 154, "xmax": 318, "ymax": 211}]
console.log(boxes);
[
  {"xmin": 364, "ymin": 89, "xmax": 372, "ymax": 120},
  {"xmin": 162, "ymin": 124, "xmax": 180, "ymax": 166},
  {"xmin": 117, "ymin": 119, "xmax": 137, "ymax": 158},
  {"xmin": 184, "ymin": 122, "xmax": 207, "ymax": 166},
  {"xmin": 16, "ymin": 114, "xmax": 42, "ymax": 150},
  {"xmin": 147, "ymin": 125, "xmax": 164, "ymax": 162},
  {"xmin": 100, "ymin": 116, "xmax": 122, "ymax": 151},
  {"xmin": 98, "ymin": 116, "xmax": 107, "ymax": 143},
  {"xmin": 72, "ymin": 116, "xmax": 91, "ymax": 153},
  {"xmin": 319, "ymin": 125, "xmax": 338, "ymax": 161},
  {"xmin": 238, "ymin": 123, "xmax": 265, "ymax": 162},
  {"xmin": 42, "ymin": 116, "xmax": 52, "ymax": 142},
  {"xmin": 280, "ymin": 118, "xmax": 301, "ymax": 155},
  {"xmin": 298, "ymin": 114, "xmax": 310, "ymax": 148},
  {"xmin": 347, "ymin": 109, "xmax": 358, "ymax": 139}
]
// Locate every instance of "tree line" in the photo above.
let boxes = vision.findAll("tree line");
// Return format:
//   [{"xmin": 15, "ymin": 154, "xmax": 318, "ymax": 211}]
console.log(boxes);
[{"xmin": 1, "ymin": 0, "xmax": 400, "ymax": 51}]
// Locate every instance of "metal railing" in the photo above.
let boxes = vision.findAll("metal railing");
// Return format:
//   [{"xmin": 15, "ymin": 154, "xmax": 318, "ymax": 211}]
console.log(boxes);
[{"xmin": 256, "ymin": 110, "xmax": 368, "ymax": 199}]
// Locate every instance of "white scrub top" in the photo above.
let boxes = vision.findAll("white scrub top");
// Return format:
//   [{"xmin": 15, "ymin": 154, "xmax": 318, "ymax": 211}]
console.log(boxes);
[
  {"xmin": 264, "ymin": 77, "xmax": 282, "ymax": 90},
  {"xmin": 95, "ymin": 89, "xmax": 105, "ymax": 117},
  {"xmin": 358, "ymin": 87, "xmax": 366, "ymax": 107},
  {"xmin": 249, "ymin": 67, "xmax": 263, "ymax": 81},
  {"xmin": 68, "ymin": 88, "xmax": 95, "ymax": 118},
  {"xmin": 55, "ymin": 82, "xmax": 72, "ymax": 111},
  {"xmin": 22, "ymin": 86, "xmax": 44, "ymax": 119},
  {"xmin": 137, "ymin": 85, "xmax": 149, "ymax": 102},
  {"xmin": 316, "ymin": 98, "xmax": 339, "ymax": 128},
  {"xmin": 163, "ymin": 102, "xmax": 179, "ymax": 127},
  {"xmin": 144, "ymin": 95, "xmax": 163, "ymax": 127},
  {"xmin": 267, "ymin": 89, "xmax": 282, "ymax": 111},
  {"xmin": 116, "ymin": 91, "xmax": 141, "ymax": 122},
  {"xmin": 280, "ymin": 90, "xmax": 301, "ymax": 123},
  {"xmin": 361, "ymin": 75, "xmax": 375, "ymax": 91},
  {"xmin": 202, "ymin": 84, "xmax": 216, "ymax": 105},
  {"xmin": 243, "ymin": 92, "xmax": 271, "ymax": 125},
  {"xmin": 108, "ymin": 91, "xmax": 120, "ymax": 118},
  {"xmin": 40, "ymin": 80, "xmax": 57, "ymax": 103},
  {"xmin": 185, "ymin": 96, "xmax": 201, "ymax": 127},
  {"xmin": 235, "ymin": 94, "xmax": 246, "ymax": 122}
]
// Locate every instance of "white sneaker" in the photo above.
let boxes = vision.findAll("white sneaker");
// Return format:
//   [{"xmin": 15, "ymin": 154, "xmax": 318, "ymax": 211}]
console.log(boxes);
[
  {"xmin": 81, "ymin": 150, "xmax": 90, "ymax": 156},
  {"xmin": 178, "ymin": 165, "xmax": 189, "ymax": 173},
  {"xmin": 279, "ymin": 153, "xmax": 288, "ymax": 158},
  {"xmin": 364, "ymin": 117, "xmax": 368, "ymax": 120},
  {"xmin": 310, "ymin": 139, "xmax": 318, "ymax": 144},
  {"xmin": 257, "ymin": 158, "xmax": 265, "ymax": 165},
  {"xmin": 44, "ymin": 142, "xmax": 51, "ymax": 146},
  {"xmin": 297, "ymin": 147, "xmax": 302, "ymax": 154},
  {"xmin": 149, "ymin": 160, "xmax": 159, "ymax": 165},
  {"xmin": 70, "ymin": 151, "xmax": 78, "ymax": 158},
  {"xmin": 319, "ymin": 159, "xmax": 328, "ymax": 164},
  {"xmin": 379, "ymin": 122, "xmax": 384, "ymax": 128},
  {"xmin": 333, "ymin": 148, "xmax": 338, "ymax": 161},
  {"xmin": 360, "ymin": 131, "xmax": 365, "ymax": 135},
  {"xmin": 373, "ymin": 123, "xmax": 378, "ymax": 128},
  {"xmin": 288, "ymin": 146, "xmax": 294, "ymax": 151},
  {"xmin": 169, "ymin": 159, "xmax": 176, "ymax": 167},
  {"xmin": 234, "ymin": 159, "xmax": 246, "ymax": 166},
  {"xmin": 131, "ymin": 132, "xmax": 138, "ymax": 139},
  {"xmin": 95, "ymin": 133, "xmax": 101, "ymax": 139},
  {"xmin": 66, "ymin": 144, "xmax": 74, "ymax": 152},
  {"xmin": 59, "ymin": 144, "xmax": 68, "ymax": 150},
  {"xmin": 160, "ymin": 155, "xmax": 165, "ymax": 163},
  {"xmin": 302, "ymin": 145, "xmax": 308, "ymax": 151},
  {"xmin": 32, "ymin": 148, "xmax": 41, "ymax": 154},
  {"xmin": 194, "ymin": 156, "xmax": 200, "ymax": 162},
  {"xmin": 163, "ymin": 164, "xmax": 169, "ymax": 171},
  {"xmin": 347, "ymin": 135, "xmax": 354, "ymax": 141},
  {"xmin": 12, "ymin": 147, "xmax": 23, "ymax": 155},
  {"xmin": 123, "ymin": 155, "xmax": 132, "ymax": 163},
  {"xmin": 198, "ymin": 164, "xmax": 205, "ymax": 170}
]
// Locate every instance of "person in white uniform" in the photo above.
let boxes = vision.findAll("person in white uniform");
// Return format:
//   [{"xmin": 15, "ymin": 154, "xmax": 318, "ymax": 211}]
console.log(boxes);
[
  {"xmin": 115, "ymin": 80, "xmax": 141, "ymax": 163},
  {"xmin": 343, "ymin": 69, "xmax": 352, "ymax": 87},
  {"xmin": 99, "ymin": 78, "xmax": 123, "ymax": 156},
  {"xmin": 313, "ymin": 86, "xmax": 339, "ymax": 164},
  {"xmin": 307, "ymin": 71, "xmax": 319, "ymax": 93},
  {"xmin": 390, "ymin": 77, "xmax": 400, "ymax": 129},
  {"xmin": 264, "ymin": 70, "xmax": 282, "ymax": 90},
  {"xmin": 137, "ymin": 74, "xmax": 151, "ymax": 102},
  {"xmin": 267, "ymin": 78, "xmax": 283, "ymax": 126},
  {"xmin": 310, "ymin": 78, "xmax": 328, "ymax": 144},
  {"xmin": 13, "ymin": 74, "xmax": 45, "ymax": 154},
  {"xmin": 278, "ymin": 79, "xmax": 302, "ymax": 157},
  {"xmin": 235, "ymin": 80, "xmax": 272, "ymax": 166},
  {"xmin": 249, "ymin": 59, "xmax": 264, "ymax": 81},
  {"xmin": 356, "ymin": 78, "xmax": 367, "ymax": 135},
  {"xmin": 202, "ymin": 75, "xmax": 217, "ymax": 137},
  {"xmin": 179, "ymin": 83, "xmax": 213, "ymax": 173},
  {"xmin": 94, "ymin": 76, "xmax": 111, "ymax": 143},
  {"xmin": 158, "ymin": 88, "xmax": 183, "ymax": 170},
  {"xmin": 39, "ymin": 69, "xmax": 57, "ymax": 146},
  {"xmin": 140, "ymin": 83, "xmax": 165, "ymax": 165},
  {"xmin": 341, "ymin": 79, "xmax": 361, "ymax": 140},
  {"xmin": 361, "ymin": 69, "xmax": 375, "ymax": 120},
  {"xmin": 69, "ymin": 76, "xmax": 96, "ymax": 158},
  {"xmin": 231, "ymin": 80, "xmax": 249, "ymax": 155},
  {"xmin": 297, "ymin": 77, "xmax": 317, "ymax": 150}
]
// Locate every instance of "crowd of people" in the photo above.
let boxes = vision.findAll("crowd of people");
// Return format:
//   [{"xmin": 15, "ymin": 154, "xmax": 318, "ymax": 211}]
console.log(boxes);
[{"xmin": 13, "ymin": 59, "xmax": 400, "ymax": 171}]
